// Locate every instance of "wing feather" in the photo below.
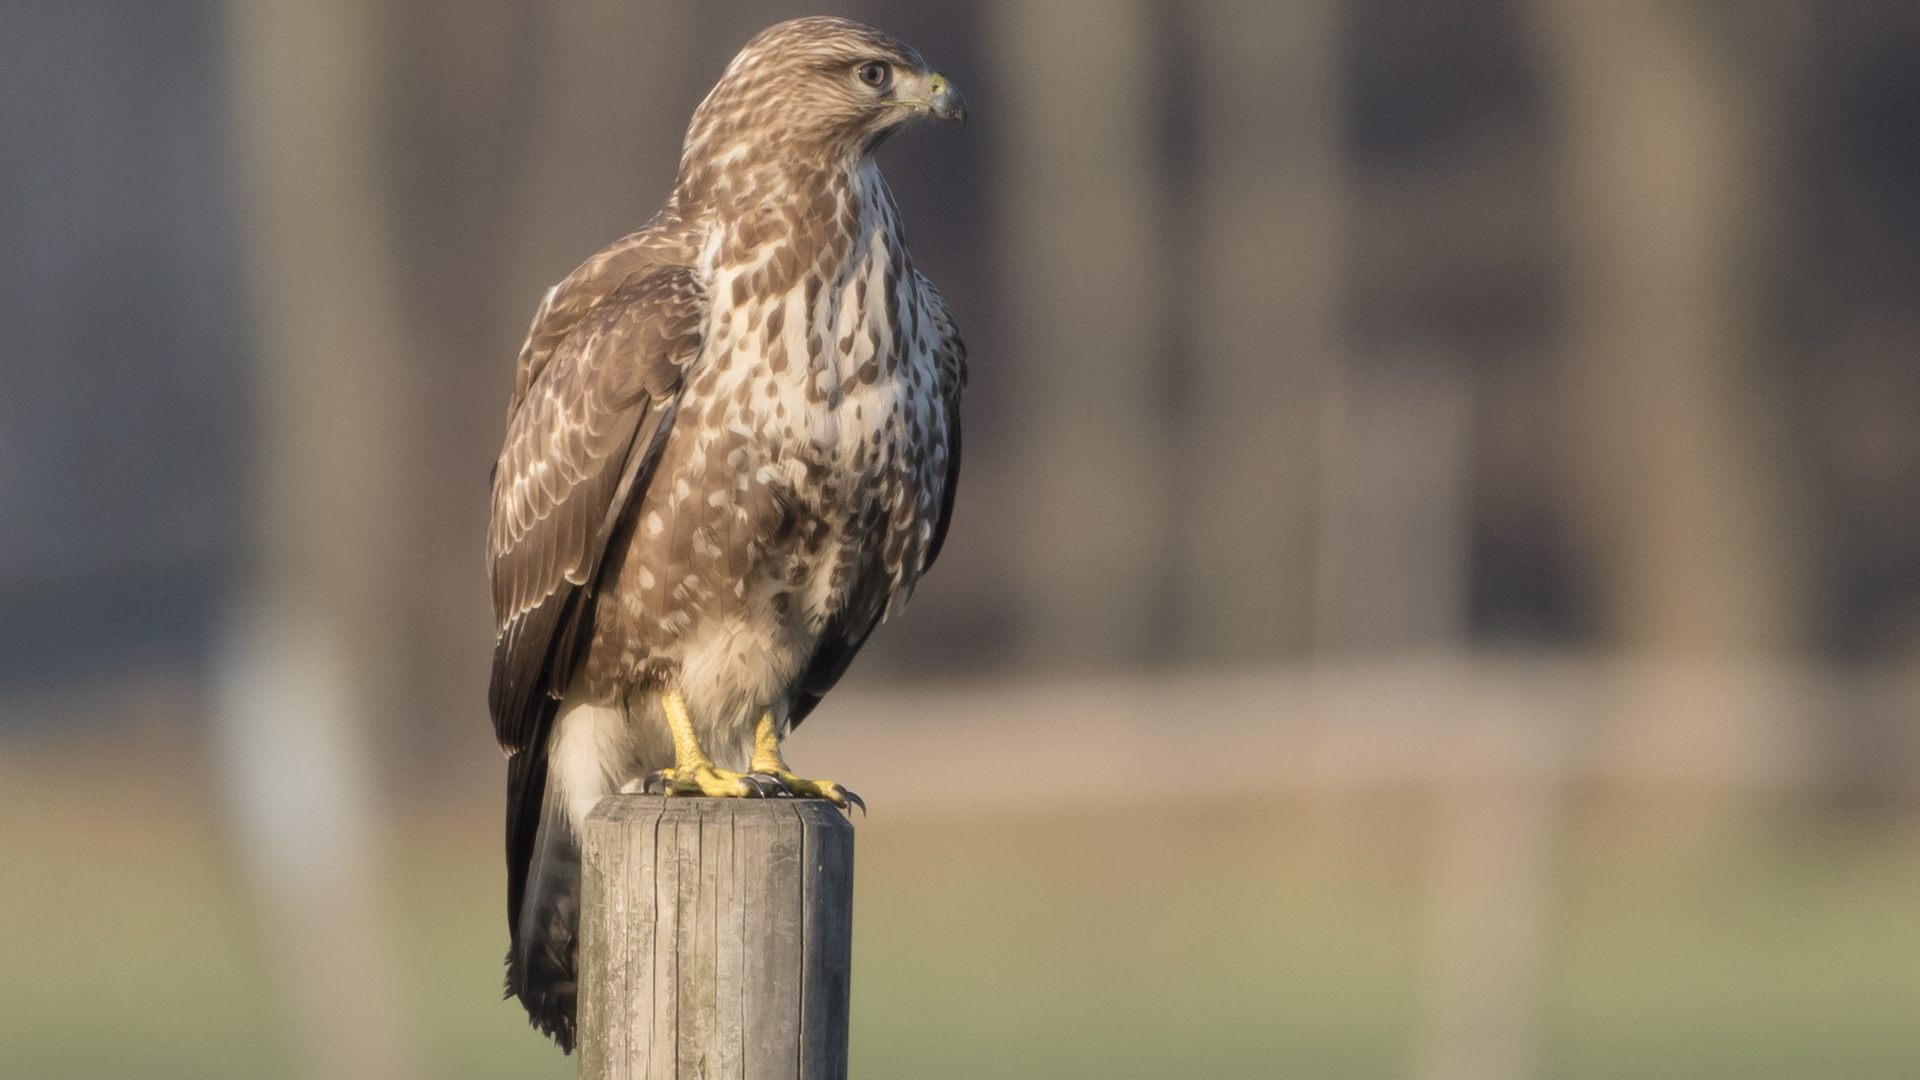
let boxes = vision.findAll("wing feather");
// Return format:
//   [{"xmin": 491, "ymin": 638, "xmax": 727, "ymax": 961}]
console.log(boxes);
[
  {"xmin": 487, "ymin": 261, "xmax": 706, "ymax": 754},
  {"xmin": 489, "ymin": 258, "xmax": 704, "ymax": 1012},
  {"xmin": 919, "ymin": 271, "xmax": 966, "ymax": 572}
]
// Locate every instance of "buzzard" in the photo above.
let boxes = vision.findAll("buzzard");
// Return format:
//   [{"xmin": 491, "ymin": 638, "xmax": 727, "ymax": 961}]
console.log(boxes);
[{"xmin": 486, "ymin": 17, "xmax": 966, "ymax": 1050}]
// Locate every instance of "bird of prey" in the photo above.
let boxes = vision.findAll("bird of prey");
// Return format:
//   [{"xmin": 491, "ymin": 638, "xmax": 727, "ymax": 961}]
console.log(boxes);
[{"xmin": 486, "ymin": 17, "xmax": 966, "ymax": 1051}]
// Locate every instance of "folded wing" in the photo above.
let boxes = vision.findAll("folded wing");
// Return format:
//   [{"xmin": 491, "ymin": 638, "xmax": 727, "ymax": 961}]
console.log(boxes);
[{"xmin": 486, "ymin": 256, "xmax": 705, "ymax": 1025}]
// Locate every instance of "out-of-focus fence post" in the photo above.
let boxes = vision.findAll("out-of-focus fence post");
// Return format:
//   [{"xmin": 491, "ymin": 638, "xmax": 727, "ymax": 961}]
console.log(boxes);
[
  {"xmin": 1411, "ymin": 663, "xmax": 1579, "ymax": 1080},
  {"xmin": 578, "ymin": 796, "xmax": 855, "ymax": 1080}
]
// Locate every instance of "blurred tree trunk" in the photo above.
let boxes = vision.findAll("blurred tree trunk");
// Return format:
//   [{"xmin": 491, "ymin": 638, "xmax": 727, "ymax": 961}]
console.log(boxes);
[
  {"xmin": 1313, "ymin": 357, "xmax": 1473, "ymax": 655},
  {"xmin": 986, "ymin": 0, "xmax": 1171, "ymax": 667},
  {"xmin": 509, "ymin": 0, "xmax": 701, "ymax": 284},
  {"xmin": 1527, "ymin": 0, "xmax": 1805, "ymax": 657},
  {"xmin": 1177, "ymin": 0, "xmax": 1349, "ymax": 662},
  {"xmin": 215, "ymin": 1, "xmax": 418, "ymax": 1077}
]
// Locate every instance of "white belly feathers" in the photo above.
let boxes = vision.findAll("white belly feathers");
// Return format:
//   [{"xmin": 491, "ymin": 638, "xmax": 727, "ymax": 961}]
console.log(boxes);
[{"xmin": 647, "ymin": 166, "xmax": 945, "ymax": 758}]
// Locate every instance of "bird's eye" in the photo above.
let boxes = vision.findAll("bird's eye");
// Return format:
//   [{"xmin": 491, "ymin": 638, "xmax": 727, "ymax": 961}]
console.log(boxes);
[{"xmin": 858, "ymin": 61, "xmax": 890, "ymax": 88}]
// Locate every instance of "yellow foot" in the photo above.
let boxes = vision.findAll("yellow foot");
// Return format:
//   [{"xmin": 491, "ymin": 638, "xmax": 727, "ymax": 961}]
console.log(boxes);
[
  {"xmin": 766, "ymin": 772, "xmax": 864, "ymax": 814},
  {"xmin": 644, "ymin": 764, "xmax": 782, "ymax": 798},
  {"xmin": 744, "ymin": 711, "xmax": 864, "ymax": 813}
]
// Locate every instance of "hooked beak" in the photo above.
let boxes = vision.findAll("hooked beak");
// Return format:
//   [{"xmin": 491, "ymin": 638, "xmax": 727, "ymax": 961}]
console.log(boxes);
[{"xmin": 887, "ymin": 71, "xmax": 967, "ymax": 126}]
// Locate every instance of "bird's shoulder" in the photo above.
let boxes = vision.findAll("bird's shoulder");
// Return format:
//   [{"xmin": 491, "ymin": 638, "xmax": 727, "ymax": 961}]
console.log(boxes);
[
  {"xmin": 488, "ymin": 230, "xmax": 708, "ymax": 631},
  {"xmin": 507, "ymin": 212, "xmax": 707, "ymax": 420}
]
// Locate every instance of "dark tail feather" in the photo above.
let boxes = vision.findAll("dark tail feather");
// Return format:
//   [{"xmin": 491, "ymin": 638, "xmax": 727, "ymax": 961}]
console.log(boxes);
[{"xmin": 504, "ymin": 729, "xmax": 580, "ymax": 1052}]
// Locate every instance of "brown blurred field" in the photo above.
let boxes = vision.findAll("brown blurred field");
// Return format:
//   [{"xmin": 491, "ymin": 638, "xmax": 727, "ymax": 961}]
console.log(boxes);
[{"xmin": 6, "ymin": 697, "xmax": 1920, "ymax": 1080}]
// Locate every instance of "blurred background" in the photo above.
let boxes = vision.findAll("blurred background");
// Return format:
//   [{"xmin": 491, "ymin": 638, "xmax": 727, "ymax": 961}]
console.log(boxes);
[{"xmin": 6, "ymin": 0, "xmax": 1920, "ymax": 1077}]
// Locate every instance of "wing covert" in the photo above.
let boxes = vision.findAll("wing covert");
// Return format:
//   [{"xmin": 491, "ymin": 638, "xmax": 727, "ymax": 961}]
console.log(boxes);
[
  {"xmin": 918, "ymin": 270, "xmax": 966, "ymax": 572},
  {"xmin": 487, "ymin": 264, "xmax": 705, "ymax": 752}
]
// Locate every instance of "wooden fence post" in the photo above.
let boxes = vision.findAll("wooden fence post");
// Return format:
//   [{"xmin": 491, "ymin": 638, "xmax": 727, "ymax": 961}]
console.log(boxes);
[{"xmin": 578, "ymin": 796, "xmax": 855, "ymax": 1080}]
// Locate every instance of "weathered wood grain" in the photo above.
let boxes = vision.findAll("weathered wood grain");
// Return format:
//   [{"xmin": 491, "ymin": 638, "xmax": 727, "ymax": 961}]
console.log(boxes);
[{"xmin": 579, "ymin": 796, "xmax": 854, "ymax": 1080}]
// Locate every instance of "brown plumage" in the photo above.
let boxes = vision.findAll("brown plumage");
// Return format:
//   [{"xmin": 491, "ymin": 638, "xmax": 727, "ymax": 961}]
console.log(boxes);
[{"xmin": 486, "ymin": 17, "xmax": 965, "ymax": 1050}]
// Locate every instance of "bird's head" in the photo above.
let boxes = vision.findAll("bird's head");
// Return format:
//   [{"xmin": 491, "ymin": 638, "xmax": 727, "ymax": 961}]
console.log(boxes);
[{"xmin": 681, "ymin": 16, "xmax": 966, "ymax": 178}]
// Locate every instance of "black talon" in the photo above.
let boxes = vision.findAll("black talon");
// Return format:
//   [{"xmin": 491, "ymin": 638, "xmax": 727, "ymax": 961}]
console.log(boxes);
[
  {"xmin": 843, "ymin": 789, "xmax": 866, "ymax": 816},
  {"xmin": 749, "ymin": 772, "xmax": 794, "ymax": 796},
  {"xmin": 643, "ymin": 769, "xmax": 670, "ymax": 794}
]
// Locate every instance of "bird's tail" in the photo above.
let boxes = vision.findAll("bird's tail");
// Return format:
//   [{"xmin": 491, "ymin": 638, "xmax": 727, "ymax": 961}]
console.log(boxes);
[{"xmin": 505, "ymin": 745, "xmax": 580, "ymax": 1053}]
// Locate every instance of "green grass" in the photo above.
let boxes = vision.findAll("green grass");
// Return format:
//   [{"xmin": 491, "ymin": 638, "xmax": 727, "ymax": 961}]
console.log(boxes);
[
  {"xmin": 1540, "ymin": 803, "xmax": 1920, "ymax": 1080},
  {"xmin": 0, "ymin": 748, "xmax": 286, "ymax": 1079},
  {"xmin": 848, "ymin": 802, "xmax": 1425, "ymax": 1079},
  {"xmin": 3, "ymin": 745, "xmax": 1920, "ymax": 1079}
]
